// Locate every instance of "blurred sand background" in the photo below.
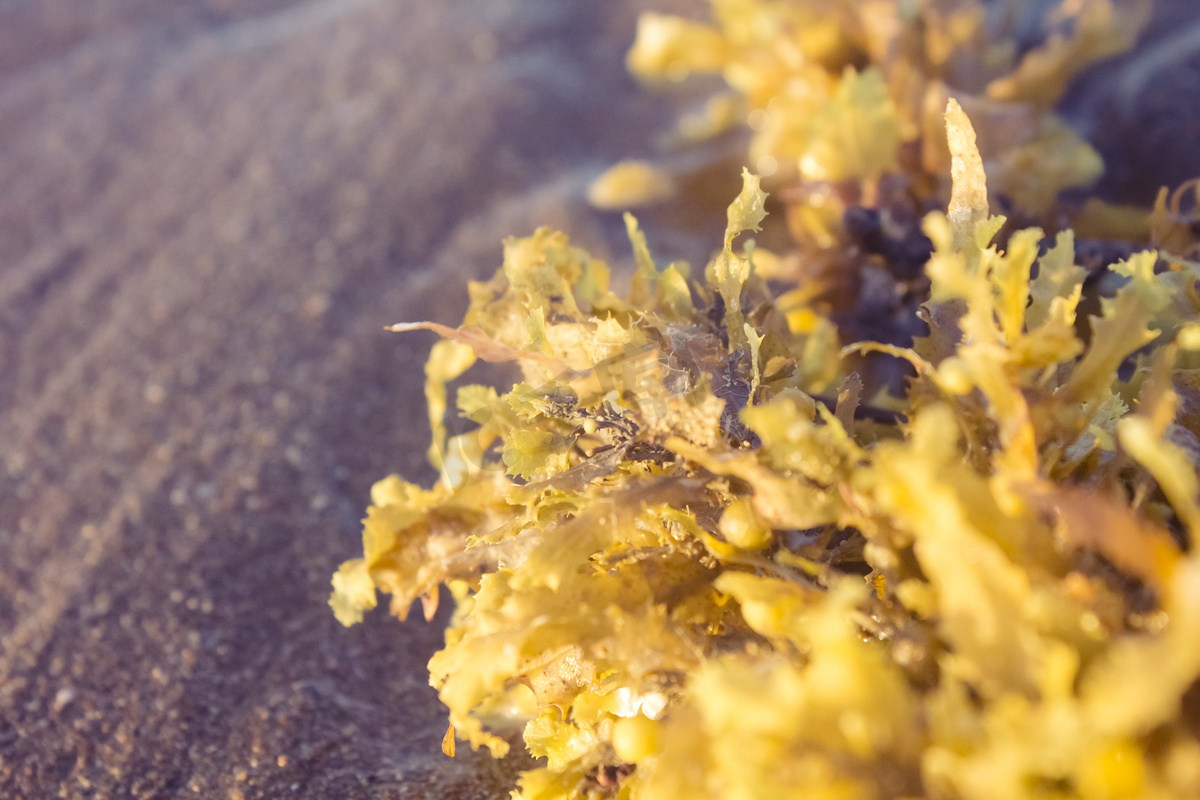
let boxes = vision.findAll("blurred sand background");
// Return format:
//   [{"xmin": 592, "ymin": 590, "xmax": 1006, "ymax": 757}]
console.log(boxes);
[{"xmin": 0, "ymin": 1, "xmax": 1198, "ymax": 797}]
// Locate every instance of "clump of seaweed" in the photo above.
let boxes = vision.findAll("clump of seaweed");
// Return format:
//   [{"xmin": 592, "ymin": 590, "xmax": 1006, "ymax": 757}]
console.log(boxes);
[
  {"xmin": 332, "ymin": 100, "xmax": 1200, "ymax": 799},
  {"xmin": 596, "ymin": 0, "xmax": 1150, "ymax": 224},
  {"xmin": 592, "ymin": 0, "xmax": 1157, "ymax": 400}
]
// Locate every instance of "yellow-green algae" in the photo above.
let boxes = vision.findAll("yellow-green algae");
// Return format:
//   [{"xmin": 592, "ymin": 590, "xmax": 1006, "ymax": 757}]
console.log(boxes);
[
  {"xmin": 332, "ymin": 94, "xmax": 1200, "ymax": 799},
  {"xmin": 594, "ymin": 0, "xmax": 1152, "ymax": 250}
]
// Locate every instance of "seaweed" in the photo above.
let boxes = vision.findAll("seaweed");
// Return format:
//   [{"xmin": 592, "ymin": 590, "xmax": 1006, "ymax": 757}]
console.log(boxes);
[
  {"xmin": 331, "ymin": 91, "xmax": 1200, "ymax": 798},
  {"xmin": 611, "ymin": 0, "xmax": 1151, "ymax": 220}
]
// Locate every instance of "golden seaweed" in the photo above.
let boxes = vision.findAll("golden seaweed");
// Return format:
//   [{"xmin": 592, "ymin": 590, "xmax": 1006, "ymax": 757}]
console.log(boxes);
[{"xmin": 331, "ymin": 87, "xmax": 1200, "ymax": 799}]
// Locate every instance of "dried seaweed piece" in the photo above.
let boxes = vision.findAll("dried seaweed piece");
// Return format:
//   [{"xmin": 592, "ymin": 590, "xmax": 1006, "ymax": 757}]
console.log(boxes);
[{"xmin": 944, "ymin": 98, "xmax": 990, "ymax": 253}]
